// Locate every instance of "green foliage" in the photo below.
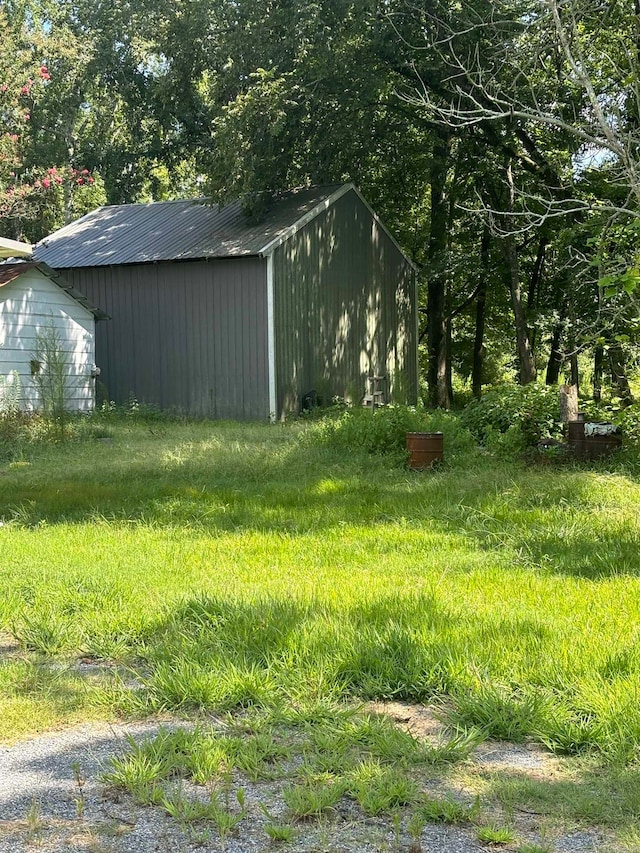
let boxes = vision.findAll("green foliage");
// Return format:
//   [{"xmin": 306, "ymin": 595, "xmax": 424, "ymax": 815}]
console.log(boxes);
[
  {"xmin": 162, "ymin": 787, "xmax": 246, "ymax": 838},
  {"xmin": 283, "ymin": 778, "xmax": 345, "ymax": 819},
  {"xmin": 97, "ymin": 397, "xmax": 171, "ymax": 422},
  {"xmin": 449, "ymin": 684, "xmax": 550, "ymax": 743},
  {"xmin": 346, "ymin": 759, "xmax": 419, "ymax": 815},
  {"xmin": 476, "ymin": 825, "xmax": 516, "ymax": 845},
  {"xmin": 264, "ymin": 822, "xmax": 296, "ymax": 842},
  {"xmin": 417, "ymin": 795, "xmax": 480, "ymax": 825},
  {"xmin": 30, "ymin": 322, "xmax": 76, "ymax": 439},
  {"xmin": 0, "ymin": 410, "xmax": 40, "ymax": 462},
  {"xmin": 460, "ymin": 385, "xmax": 563, "ymax": 450},
  {"xmin": 613, "ymin": 403, "xmax": 640, "ymax": 447},
  {"xmin": 3, "ymin": 416, "xmax": 640, "ymax": 764},
  {"xmin": 315, "ymin": 405, "xmax": 476, "ymax": 464},
  {"xmin": 13, "ymin": 604, "xmax": 77, "ymax": 654}
]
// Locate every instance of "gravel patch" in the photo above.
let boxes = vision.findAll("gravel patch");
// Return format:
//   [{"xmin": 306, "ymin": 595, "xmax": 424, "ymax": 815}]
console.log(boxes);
[
  {"xmin": 0, "ymin": 720, "xmax": 191, "ymax": 852},
  {"xmin": 553, "ymin": 831, "xmax": 607, "ymax": 852},
  {"xmin": 474, "ymin": 740, "xmax": 557, "ymax": 772},
  {"xmin": 0, "ymin": 712, "xmax": 620, "ymax": 853}
]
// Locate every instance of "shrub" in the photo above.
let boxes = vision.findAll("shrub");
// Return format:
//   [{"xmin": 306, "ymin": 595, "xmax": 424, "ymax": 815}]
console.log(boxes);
[
  {"xmin": 460, "ymin": 384, "xmax": 563, "ymax": 449},
  {"xmin": 96, "ymin": 397, "xmax": 173, "ymax": 422},
  {"xmin": 0, "ymin": 411, "xmax": 48, "ymax": 462},
  {"xmin": 313, "ymin": 405, "xmax": 476, "ymax": 464},
  {"xmin": 611, "ymin": 403, "xmax": 640, "ymax": 447}
]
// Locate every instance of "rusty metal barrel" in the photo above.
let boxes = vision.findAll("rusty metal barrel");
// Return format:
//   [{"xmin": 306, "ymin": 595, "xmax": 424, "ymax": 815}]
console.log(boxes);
[{"xmin": 406, "ymin": 432, "xmax": 444, "ymax": 470}]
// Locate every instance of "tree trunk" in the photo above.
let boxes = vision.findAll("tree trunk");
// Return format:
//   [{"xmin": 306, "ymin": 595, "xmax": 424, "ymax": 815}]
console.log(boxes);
[
  {"xmin": 503, "ymin": 162, "xmax": 537, "ymax": 384},
  {"xmin": 567, "ymin": 296, "xmax": 579, "ymax": 393},
  {"xmin": 560, "ymin": 384, "xmax": 579, "ymax": 423},
  {"xmin": 472, "ymin": 227, "xmax": 490, "ymax": 398},
  {"xmin": 527, "ymin": 237, "xmax": 548, "ymax": 310},
  {"xmin": 427, "ymin": 128, "xmax": 451, "ymax": 408},
  {"xmin": 569, "ymin": 343, "xmax": 579, "ymax": 393},
  {"xmin": 593, "ymin": 343, "xmax": 604, "ymax": 402},
  {"xmin": 609, "ymin": 342, "xmax": 634, "ymax": 405},
  {"xmin": 443, "ymin": 315, "xmax": 453, "ymax": 406},
  {"xmin": 546, "ymin": 325, "xmax": 564, "ymax": 384},
  {"xmin": 503, "ymin": 234, "xmax": 537, "ymax": 384},
  {"xmin": 527, "ymin": 237, "xmax": 547, "ymax": 354},
  {"xmin": 545, "ymin": 297, "xmax": 567, "ymax": 385}
]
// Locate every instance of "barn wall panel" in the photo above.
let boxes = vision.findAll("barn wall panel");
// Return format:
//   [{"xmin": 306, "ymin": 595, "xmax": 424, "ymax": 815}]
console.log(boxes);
[
  {"xmin": 273, "ymin": 191, "xmax": 417, "ymax": 415},
  {"xmin": 62, "ymin": 258, "xmax": 269, "ymax": 420}
]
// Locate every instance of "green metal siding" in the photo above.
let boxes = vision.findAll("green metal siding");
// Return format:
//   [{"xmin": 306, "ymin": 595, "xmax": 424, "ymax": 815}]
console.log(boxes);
[
  {"xmin": 273, "ymin": 190, "xmax": 417, "ymax": 415},
  {"xmin": 61, "ymin": 258, "xmax": 270, "ymax": 419}
]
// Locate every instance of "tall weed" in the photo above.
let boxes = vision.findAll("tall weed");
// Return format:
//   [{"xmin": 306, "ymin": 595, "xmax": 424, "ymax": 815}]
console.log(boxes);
[
  {"xmin": 461, "ymin": 384, "xmax": 563, "ymax": 449},
  {"xmin": 313, "ymin": 405, "xmax": 476, "ymax": 464}
]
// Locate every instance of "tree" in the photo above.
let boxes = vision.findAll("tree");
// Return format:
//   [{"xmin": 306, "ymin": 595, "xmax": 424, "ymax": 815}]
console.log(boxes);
[{"xmin": 0, "ymin": 4, "xmax": 105, "ymax": 241}]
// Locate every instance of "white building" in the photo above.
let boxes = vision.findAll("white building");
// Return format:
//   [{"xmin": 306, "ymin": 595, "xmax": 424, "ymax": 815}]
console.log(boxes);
[{"xmin": 0, "ymin": 260, "xmax": 107, "ymax": 412}]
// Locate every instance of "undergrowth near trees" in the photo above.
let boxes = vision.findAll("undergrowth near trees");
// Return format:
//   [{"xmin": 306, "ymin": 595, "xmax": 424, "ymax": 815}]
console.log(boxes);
[
  {"xmin": 460, "ymin": 384, "xmax": 564, "ymax": 452},
  {"xmin": 314, "ymin": 404, "xmax": 476, "ymax": 464}
]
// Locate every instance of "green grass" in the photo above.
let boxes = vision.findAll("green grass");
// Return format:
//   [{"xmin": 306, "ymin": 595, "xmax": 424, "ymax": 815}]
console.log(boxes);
[
  {"xmin": 416, "ymin": 795, "xmax": 480, "ymax": 824},
  {"xmin": 1, "ymin": 415, "xmax": 640, "ymax": 767},
  {"xmin": 476, "ymin": 824, "xmax": 516, "ymax": 845}
]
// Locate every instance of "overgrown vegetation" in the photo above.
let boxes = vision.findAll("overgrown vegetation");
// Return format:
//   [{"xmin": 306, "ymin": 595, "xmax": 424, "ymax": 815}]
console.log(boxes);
[
  {"xmin": 316, "ymin": 404, "xmax": 477, "ymax": 464},
  {"xmin": 0, "ymin": 404, "xmax": 639, "ymax": 844},
  {"xmin": 460, "ymin": 384, "xmax": 565, "ymax": 451},
  {"xmin": 0, "ymin": 405, "xmax": 639, "ymax": 755},
  {"xmin": 100, "ymin": 712, "xmax": 485, "ymax": 843}
]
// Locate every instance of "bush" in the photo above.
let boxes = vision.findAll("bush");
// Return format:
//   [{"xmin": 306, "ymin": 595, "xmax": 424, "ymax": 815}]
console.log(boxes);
[
  {"xmin": 577, "ymin": 400, "xmax": 640, "ymax": 450},
  {"xmin": 0, "ymin": 411, "xmax": 41, "ymax": 462},
  {"xmin": 614, "ymin": 403, "xmax": 640, "ymax": 446},
  {"xmin": 460, "ymin": 384, "xmax": 563, "ymax": 450},
  {"xmin": 313, "ymin": 405, "xmax": 477, "ymax": 465},
  {"xmin": 0, "ymin": 410, "xmax": 115, "ymax": 463},
  {"xmin": 96, "ymin": 397, "xmax": 173, "ymax": 422}
]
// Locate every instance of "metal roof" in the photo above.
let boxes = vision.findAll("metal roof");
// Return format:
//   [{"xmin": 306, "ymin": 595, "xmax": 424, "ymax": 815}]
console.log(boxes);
[
  {"xmin": 0, "ymin": 260, "xmax": 109, "ymax": 319},
  {"xmin": 33, "ymin": 185, "xmax": 348, "ymax": 269}
]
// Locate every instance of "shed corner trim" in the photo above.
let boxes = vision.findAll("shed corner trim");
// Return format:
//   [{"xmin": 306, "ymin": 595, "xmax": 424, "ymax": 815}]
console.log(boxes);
[{"xmin": 266, "ymin": 254, "xmax": 277, "ymax": 422}]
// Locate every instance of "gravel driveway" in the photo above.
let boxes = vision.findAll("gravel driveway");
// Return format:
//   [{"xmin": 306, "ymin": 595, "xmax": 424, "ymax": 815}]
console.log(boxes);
[{"xmin": 0, "ymin": 710, "xmax": 609, "ymax": 853}]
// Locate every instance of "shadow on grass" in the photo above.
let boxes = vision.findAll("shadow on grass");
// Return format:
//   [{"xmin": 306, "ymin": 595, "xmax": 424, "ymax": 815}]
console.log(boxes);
[
  {"xmin": 480, "ymin": 761, "xmax": 640, "ymax": 833},
  {"xmin": 0, "ymin": 423, "xmax": 639, "ymax": 578},
  {"xmin": 137, "ymin": 594, "xmax": 460, "ymax": 709},
  {"xmin": 136, "ymin": 595, "xmax": 556, "ymax": 721}
]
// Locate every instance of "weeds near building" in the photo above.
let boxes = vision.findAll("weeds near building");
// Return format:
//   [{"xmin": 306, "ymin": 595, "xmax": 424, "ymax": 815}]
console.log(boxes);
[{"xmin": 31, "ymin": 322, "xmax": 74, "ymax": 438}]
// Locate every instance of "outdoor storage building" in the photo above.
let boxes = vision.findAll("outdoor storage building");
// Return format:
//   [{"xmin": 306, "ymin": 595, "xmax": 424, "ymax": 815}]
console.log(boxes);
[
  {"xmin": 0, "ymin": 260, "xmax": 107, "ymax": 412},
  {"xmin": 33, "ymin": 184, "xmax": 418, "ymax": 420}
]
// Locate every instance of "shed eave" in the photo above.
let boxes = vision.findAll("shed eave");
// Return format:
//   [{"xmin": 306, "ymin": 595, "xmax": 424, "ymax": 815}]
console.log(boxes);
[
  {"xmin": 256, "ymin": 184, "xmax": 418, "ymax": 272},
  {"xmin": 0, "ymin": 237, "xmax": 32, "ymax": 258}
]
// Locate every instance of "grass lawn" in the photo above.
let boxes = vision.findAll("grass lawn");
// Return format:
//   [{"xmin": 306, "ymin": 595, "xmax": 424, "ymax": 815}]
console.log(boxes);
[{"xmin": 1, "ymin": 413, "xmax": 640, "ymax": 847}]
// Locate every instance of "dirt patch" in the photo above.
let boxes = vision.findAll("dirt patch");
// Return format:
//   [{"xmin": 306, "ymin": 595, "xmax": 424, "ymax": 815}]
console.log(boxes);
[
  {"xmin": 0, "ymin": 633, "xmax": 22, "ymax": 662},
  {"xmin": 365, "ymin": 700, "xmax": 449, "ymax": 744}
]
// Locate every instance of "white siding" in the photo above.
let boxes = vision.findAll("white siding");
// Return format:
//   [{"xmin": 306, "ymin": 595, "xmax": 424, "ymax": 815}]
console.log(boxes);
[{"xmin": 0, "ymin": 268, "xmax": 96, "ymax": 412}]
